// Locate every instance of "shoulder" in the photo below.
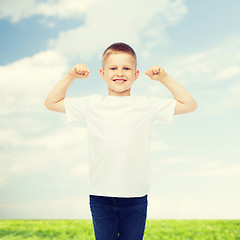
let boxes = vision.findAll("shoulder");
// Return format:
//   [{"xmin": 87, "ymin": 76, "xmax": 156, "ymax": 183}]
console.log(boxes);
[{"xmin": 143, "ymin": 95, "xmax": 176, "ymax": 103}]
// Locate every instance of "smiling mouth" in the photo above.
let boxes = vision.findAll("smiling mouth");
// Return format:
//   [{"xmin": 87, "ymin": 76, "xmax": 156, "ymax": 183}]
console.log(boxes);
[
  {"xmin": 113, "ymin": 79, "xmax": 127, "ymax": 84},
  {"xmin": 113, "ymin": 79, "xmax": 127, "ymax": 82}
]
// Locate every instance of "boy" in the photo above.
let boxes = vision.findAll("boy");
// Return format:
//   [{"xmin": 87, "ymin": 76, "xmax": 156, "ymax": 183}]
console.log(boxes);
[{"xmin": 44, "ymin": 42, "xmax": 197, "ymax": 240}]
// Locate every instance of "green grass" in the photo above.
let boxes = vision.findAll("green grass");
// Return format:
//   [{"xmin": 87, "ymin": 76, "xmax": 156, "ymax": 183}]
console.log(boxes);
[{"xmin": 0, "ymin": 219, "xmax": 239, "ymax": 239}]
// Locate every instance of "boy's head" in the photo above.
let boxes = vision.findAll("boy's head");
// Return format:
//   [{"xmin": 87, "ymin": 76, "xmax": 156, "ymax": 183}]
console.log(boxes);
[{"xmin": 100, "ymin": 42, "xmax": 139, "ymax": 96}]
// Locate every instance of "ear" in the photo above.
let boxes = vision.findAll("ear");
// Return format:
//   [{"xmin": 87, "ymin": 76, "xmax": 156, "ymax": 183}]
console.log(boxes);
[
  {"xmin": 134, "ymin": 69, "xmax": 140, "ymax": 81},
  {"xmin": 100, "ymin": 68, "xmax": 105, "ymax": 80}
]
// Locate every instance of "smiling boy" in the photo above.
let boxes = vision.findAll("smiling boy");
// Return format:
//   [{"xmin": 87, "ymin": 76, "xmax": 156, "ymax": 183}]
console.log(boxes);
[
  {"xmin": 44, "ymin": 42, "xmax": 197, "ymax": 240},
  {"xmin": 100, "ymin": 46, "xmax": 139, "ymax": 96}
]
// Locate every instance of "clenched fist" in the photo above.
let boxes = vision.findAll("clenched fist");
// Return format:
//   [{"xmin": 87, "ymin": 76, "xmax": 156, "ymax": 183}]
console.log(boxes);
[
  {"xmin": 145, "ymin": 65, "xmax": 167, "ymax": 81},
  {"xmin": 68, "ymin": 64, "xmax": 90, "ymax": 79}
]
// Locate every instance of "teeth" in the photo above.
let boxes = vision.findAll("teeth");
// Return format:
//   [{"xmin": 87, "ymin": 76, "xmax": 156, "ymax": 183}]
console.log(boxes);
[{"xmin": 115, "ymin": 80, "xmax": 125, "ymax": 83}]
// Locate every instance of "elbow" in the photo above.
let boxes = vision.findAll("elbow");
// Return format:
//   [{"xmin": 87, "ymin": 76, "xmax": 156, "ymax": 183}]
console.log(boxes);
[
  {"xmin": 193, "ymin": 100, "xmax": 198, "ymax": 109},
  {"xmin": 44, "ymin": 100, "xmax": 51, "ymax": 110},
  {"xmin": 186, "ymin": 100, "xmax": 198, "ymax": 113},
  {"xmin": 191, "ymin": 102, "xmax": 198, "ymax": 112},
  {"xmin": 189, "ymin": 97, "xmax": 198, "ymax": 110}
]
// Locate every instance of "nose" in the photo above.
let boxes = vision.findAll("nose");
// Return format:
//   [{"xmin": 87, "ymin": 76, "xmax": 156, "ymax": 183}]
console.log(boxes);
[{"xmin": 116, "ymin": 70, "xmax": 124, "ymax": 76}]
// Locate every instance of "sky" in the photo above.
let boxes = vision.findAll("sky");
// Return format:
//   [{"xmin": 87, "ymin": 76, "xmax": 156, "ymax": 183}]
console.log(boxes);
[{"xmin": 0, "ymin": 0, "xmax": 239, "ymax": 220}]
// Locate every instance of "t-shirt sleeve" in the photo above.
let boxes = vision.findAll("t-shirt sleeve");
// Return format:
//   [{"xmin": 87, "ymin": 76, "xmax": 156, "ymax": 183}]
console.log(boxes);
[
  {"xmin": 148, "ymin": 96, "xmax": 177, "ymax": 125},
  {"xmin": 64, "ymin": 97, "xmax": 88, "ymax": 123}
]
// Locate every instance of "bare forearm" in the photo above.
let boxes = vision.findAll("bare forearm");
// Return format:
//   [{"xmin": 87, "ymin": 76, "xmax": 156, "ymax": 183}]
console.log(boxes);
[
  {"xmin": 158, "ymin": 74, "xmax": 197, "ymax": 107},
  {"xmin": 44, "ymin": 73, "xmax": 75, "ymax": 106}
]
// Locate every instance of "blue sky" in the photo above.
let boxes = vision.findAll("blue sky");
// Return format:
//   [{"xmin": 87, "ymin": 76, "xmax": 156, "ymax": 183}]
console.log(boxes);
[{"xmin": 0, "ymin": 0, "xmax": 239, "ymax": 219}]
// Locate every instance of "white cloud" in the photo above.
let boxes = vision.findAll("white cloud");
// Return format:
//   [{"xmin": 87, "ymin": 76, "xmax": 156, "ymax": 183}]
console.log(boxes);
[
  {"xmin": 35, "ymin": 0, "xmax": 97, "ymax": 19},
  {"xmin": 178, "ymin": 162, "xmax": 240, "ymax": 177},
  {"xmin": 151, "ymin": 155, "xmax": 240, "ymax": 177},
  {"xmin": 0, "ymin": 50, "xmax": 68, "ymax": 114},
  {"xmin": 0, "ymin": 127, "xmax": 89, "ymax": 186},
  {"xmin": 26, "ymin": 127, "xmax": 88, "ymax": 150},
  {"xmin": 166, "ymin": 35, "xmax": 240, "ymax": 83},
  {"xmin": 69, "ymin": 163, "xmax": 89, "ymax": 178},
  {"xmin": 0, "ymin": 0, "xmax": 98, "ymax": 23},
  {"xmin": 48, "ymin": 0, "xmax": 188, "ymax": 60},
  {"xmin": 229, "ymin": 83, "xmax": 240, "ymax": 93},
  {"xmin": 160, "ymin": 156, "xmax": 204, "ymax": 164},
  {"xmin": 150, "ymin": 140, "xmax": 172, "ymax": 151},
  {"xmin": 215, "ymin": 65, "xmax": 240, "ymax": 80},
  {"xmin": 0, "ymin": 0, "xmax": 34, "ymax": 23}
]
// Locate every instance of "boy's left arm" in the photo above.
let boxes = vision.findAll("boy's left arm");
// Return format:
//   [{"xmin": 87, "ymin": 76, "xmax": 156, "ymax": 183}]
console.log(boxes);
[{"xmin": 145, "ymin": 65, "xmax": 198, "ymax": 115}]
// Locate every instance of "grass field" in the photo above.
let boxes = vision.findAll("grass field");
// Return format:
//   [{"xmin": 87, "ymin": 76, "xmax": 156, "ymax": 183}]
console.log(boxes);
[{"xmin": 0, "ymin": 219, "xmax": 239, "ymax": 239}]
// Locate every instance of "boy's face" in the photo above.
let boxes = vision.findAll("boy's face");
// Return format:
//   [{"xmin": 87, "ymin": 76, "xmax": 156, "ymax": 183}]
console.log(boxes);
[{"xmin": 100, "ymin": 53, "xmax": 139, "ymax": 96}]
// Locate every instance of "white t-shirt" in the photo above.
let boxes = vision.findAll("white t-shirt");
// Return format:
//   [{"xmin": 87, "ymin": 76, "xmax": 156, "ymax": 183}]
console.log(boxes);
[{"xmin": 64, "ymin": 94, "xmax": 177, "ymax": 197}]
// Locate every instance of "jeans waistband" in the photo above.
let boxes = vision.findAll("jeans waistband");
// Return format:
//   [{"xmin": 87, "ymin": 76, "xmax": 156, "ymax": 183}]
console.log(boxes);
[{"xmin": 89, "ymin": 194, "xmax": 148, "ymax": 207}]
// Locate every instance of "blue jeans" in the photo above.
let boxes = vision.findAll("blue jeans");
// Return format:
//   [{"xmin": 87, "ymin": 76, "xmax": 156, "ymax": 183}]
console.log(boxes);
[{"xmin": 89, "ymin": 194, "xmax": 148, "ymax": 240}]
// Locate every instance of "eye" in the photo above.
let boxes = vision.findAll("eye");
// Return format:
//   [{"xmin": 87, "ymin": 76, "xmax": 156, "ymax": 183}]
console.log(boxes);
[
  {"xmin": 124, "ymin": 67, "xmax": 130, "ymax": 70},
  {"xmin": 110, "ymin": 67, "xmax": 116, "ymax": 70}
]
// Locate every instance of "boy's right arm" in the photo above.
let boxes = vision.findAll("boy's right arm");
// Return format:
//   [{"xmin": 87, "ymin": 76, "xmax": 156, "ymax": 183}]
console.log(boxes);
[{"xmin": 44, "ymin": 64, "xmax": 90, "ymax": 113}]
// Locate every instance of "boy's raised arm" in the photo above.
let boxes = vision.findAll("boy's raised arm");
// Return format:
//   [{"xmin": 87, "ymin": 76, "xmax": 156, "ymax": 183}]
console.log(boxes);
[
  {"xmin": 44, "ymin": 64, "xmax": 90, "ymax": 113},
  {"xmin": 145, "ymin": 65, "xmax": 197, "ymax": 115}
]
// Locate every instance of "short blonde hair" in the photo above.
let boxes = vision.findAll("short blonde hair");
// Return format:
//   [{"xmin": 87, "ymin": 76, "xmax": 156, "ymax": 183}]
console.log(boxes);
[{"xmin": 102, "ymin": 42, "xmax": 137, "ymax": 69}]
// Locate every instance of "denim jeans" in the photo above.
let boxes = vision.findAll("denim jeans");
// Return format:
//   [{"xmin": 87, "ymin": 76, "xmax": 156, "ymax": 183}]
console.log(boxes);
[{"xmin": 89, "ymin": 194, "xmax": 148, "ymax": 240}]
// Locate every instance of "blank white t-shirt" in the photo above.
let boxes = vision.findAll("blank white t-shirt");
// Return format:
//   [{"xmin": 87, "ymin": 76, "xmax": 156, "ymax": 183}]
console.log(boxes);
[{"xmin": 64, "ymin": 94, "xmax": 177, "ymax": 197}]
